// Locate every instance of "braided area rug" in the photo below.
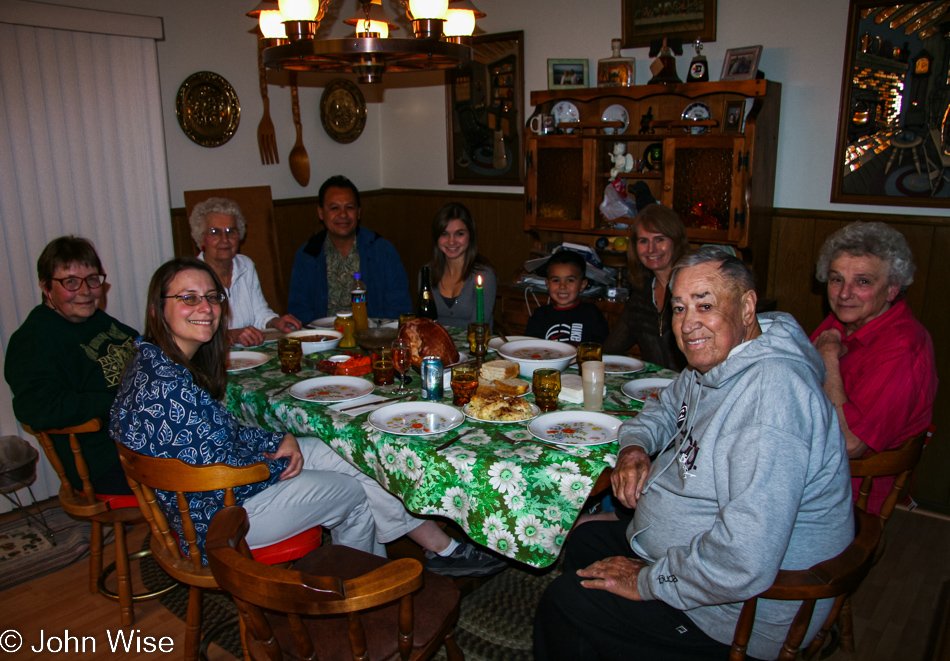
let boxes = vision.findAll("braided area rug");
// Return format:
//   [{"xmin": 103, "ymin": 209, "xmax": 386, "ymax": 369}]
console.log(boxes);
[{"xmin": 141, "ymin": 536, "xmax": 560, "ymax": 661}]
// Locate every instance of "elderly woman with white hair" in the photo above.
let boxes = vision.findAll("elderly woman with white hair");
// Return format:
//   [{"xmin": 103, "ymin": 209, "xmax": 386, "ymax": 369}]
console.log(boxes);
[
  {"xmin": 190, "ymin": 197, "xmax": 302, "ymax": 347},
  {"xmin": 811, "ymin": 221, "xmax": 937, "ymax": 514}
]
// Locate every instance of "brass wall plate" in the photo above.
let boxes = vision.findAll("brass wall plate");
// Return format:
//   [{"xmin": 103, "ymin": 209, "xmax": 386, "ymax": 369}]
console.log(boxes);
[
  {"xmin": 320, "ymin": 79, "xmax": 367, "ymax": 144},
  {"xmin": 175, "ymin": 71, "xmax": 241, "ymax": 148}
]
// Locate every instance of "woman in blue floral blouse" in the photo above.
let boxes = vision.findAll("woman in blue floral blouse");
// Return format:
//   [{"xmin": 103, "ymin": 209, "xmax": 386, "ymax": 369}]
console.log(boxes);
[{"xmin": 110, "ymin": 258, "xmax": 506, "ymax": 576}]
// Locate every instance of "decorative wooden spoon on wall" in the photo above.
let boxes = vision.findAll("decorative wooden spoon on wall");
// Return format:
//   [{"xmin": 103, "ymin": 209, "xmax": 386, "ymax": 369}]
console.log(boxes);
[{"xmin": 288, "ymin": 73, "xmax": 310, "ymax": 186}]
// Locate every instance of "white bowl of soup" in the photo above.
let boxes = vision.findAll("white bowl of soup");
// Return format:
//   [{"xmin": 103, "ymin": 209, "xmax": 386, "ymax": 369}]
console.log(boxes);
[
  {"xmin": 497, "ymin": 339, "xmax": 577, "ymax": 378},
  {"xmin": 284, "ymin": 329, "xmax": 343, "ymax": 354}
]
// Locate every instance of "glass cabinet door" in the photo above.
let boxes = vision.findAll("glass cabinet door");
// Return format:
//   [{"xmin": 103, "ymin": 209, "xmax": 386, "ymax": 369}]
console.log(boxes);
[
  {"xmin": 661, "ymin": 136, "xmax": 748, "ymax": 244},
  {"xmin": 526, "ymin": 137, "xmax": 595, "ymax": 230}
]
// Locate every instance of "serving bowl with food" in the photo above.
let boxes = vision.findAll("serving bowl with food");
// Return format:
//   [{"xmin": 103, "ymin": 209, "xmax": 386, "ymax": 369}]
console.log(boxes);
[
  {"xmin": 354, "ymin": 327, "xmax": 399, "ymax": 351},
  {"xmin": 497, "ymin": 339, "xmax": 577, "ymax": 378},
  {"xmin": 463, "ymin": 389, "xmax": 539, "ymax": 423},
  {"xmin": 284, "ymin": 329, "xmax": 342, "ymax": 354}
]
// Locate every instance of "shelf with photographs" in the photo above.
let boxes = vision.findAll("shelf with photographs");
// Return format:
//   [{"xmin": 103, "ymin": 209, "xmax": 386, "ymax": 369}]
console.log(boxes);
[{"xmin": 524, "ymin": 80, "xmax": 781, "ymax": 267}]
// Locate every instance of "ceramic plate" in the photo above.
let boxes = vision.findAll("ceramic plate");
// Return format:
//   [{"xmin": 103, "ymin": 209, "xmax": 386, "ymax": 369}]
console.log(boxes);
[
  {"xmin": 552, "ymin": 101, "xmax": 580, "ymax": 129},
  {"xmin": 602, "ymin": 355, "xmax": 646, "ymax": 374},
  {"xmin": 368, "ymin": 402, "xmax": 464, "ymax": 436},
  {"xmin": 226, "ymin": 351, "xmax": 270, "ymax": 372},
  {"xmin": 681, "ymin": 101, "xmax": 711, "ymax": 135},
  {"xmin": 622, "ymin": 377, "xmax": 675, "ymax": 402},
  {"xmin": 527, "ymin": 411, "xmax": 622, "ymax": 446},
  {"xmin": 601, "ymin": 104, "xmax": 629, "ymax": 135},
  {"xmin": 487, "ymin": 336, "xmax": 536, "ymax": 352},
  {"xmin": 462, "ymin": 402, "xmax": 539, "ymax": 424},
  {"xmin": 290, "ymin": 376, "xmax": 374, "ymax": 403}
]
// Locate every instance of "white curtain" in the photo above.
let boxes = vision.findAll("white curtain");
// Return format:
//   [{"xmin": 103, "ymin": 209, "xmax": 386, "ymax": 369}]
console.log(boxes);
[{"xmin": 0, "ymin": 22, "xmax": 173, "ymax": 510}]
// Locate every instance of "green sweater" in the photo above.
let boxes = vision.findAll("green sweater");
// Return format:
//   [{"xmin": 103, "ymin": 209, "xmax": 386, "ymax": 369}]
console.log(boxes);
[{"xmin": 5, "ymin": 304, "xmax": 137, "ymax": 492}]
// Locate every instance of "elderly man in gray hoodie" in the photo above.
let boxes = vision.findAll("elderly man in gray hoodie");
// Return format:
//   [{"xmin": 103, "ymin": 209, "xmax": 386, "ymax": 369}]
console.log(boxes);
[{"xmin": 535, "ymin": 247, "xmax": 854, "ymax": 661}]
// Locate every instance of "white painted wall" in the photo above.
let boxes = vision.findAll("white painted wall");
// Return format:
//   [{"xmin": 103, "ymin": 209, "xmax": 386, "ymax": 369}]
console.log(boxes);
[{"xmin": 28, "ymin": 0, "xmax": 948, "ymax": 216}]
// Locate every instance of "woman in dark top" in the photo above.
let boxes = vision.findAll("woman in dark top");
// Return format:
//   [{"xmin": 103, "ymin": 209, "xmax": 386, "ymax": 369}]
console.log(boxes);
[
  {"xmin": 602, "ymin": 204, "xmax": 689, "ymax": 371},
  {"xmin": 422, "ymin": 202, "xmax": 496, "ymax": 329}
]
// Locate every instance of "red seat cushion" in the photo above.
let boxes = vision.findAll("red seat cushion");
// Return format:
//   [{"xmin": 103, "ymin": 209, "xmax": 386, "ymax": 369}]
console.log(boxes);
[
  {"xmin": 93, "ymin": 493, "xmax": 140, "ymax": 510},
  {"xmin": 251, "ymin": 526, "xmax": 323, "ymax": 565}
]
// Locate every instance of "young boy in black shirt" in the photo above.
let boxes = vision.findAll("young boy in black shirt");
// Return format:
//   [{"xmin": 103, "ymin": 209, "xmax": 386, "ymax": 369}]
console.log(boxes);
[{"xmin": 525, "ymin": 250, "xmax": 609, "ymax": 344}]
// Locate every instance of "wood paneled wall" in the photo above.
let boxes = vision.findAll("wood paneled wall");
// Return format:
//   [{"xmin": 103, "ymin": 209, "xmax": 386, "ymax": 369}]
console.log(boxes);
[{"xmin": 172, "ymin": 196, "xmax": 948, "ymax": 512}]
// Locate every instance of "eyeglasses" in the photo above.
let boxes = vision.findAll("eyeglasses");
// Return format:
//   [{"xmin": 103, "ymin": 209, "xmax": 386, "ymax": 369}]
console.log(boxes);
[
  {"xmin": 206, "ymin": 227, "xmax": 238, "ymax": 238},
  {"xmin": 163, "ymin": 293, "xmax": 227, "ymax": 306},
  {"xmin": 51, "ymin": 274, "xmax": 106, "ymax": 291}
]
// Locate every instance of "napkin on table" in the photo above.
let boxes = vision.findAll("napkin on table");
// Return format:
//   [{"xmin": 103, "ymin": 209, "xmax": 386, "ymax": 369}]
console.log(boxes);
[{"xmin": 329, "ymin": 395, "xmax": 392, "ymax": 417}]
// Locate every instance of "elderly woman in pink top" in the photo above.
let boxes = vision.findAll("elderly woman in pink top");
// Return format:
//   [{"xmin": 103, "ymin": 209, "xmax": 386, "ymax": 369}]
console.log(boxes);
[{"xmin": 811, "ymin": 221, "xmax": 937, "ymax": 514}]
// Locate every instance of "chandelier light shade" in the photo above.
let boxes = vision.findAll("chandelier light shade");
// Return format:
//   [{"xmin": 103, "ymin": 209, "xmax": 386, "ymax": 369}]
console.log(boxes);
[
  {"xmin": 255, "ymin": 0, "xmax": 473, "ymax": 84},
  {"xmin": 259, "ymin": 9, "xmax": 288, "ymax": 39},
  {"xmin": 277, "ymin": 0, "xmax": 319, "ymax": 20},
  {"xmin": 406, "ymin": 0, "xmax": 448, "ymax": 19},
  {"xmin": 344, "ymin": 0, "xmax": 399, "ymax": 39}
]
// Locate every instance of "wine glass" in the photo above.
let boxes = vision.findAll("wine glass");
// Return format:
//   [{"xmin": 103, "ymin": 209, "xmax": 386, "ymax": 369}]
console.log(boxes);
[{"xmin": 391, "ymin": 339, "xmax": 412, "ymax": 395}]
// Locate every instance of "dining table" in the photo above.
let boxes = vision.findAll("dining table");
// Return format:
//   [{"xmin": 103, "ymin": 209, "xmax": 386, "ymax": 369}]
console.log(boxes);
[{"xmin": 225, "ymin": 326, "xmax": 678, "ymax": 568}]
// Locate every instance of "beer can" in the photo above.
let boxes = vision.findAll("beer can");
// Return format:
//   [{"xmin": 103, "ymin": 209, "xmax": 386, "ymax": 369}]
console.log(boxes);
[{"xmin": 421, "ymin": 355, "xmax": 444, "ymax": 401}]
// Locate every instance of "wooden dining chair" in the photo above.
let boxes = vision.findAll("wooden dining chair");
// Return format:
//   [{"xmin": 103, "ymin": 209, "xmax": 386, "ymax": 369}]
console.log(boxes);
[
  {"xmin": 26, "ymin": 419, "xmax": 170, "ymax": 626},
  {"xmin": 729, "ymin": 507, "xmax": 881, "ymax": 661},
  {"xmin": 206, "ymin": 505, "xmax": 465, "ymax": 661},
  {"xmin": 116, "ymin": 444, "xmax": 323, "ymax": 661},
  {"xmin": 836, "ymin": 428, "xmax": 930, "ymax": 653}
]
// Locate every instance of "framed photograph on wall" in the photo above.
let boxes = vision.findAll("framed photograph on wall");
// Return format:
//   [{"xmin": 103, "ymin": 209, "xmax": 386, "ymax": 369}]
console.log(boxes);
[
  {"xmin": 720, "ymin": 45, "xmax": 762, "ymax": 81},
  {"xmin": 445, "ymin": 31, "xmax": 524, "ymax": 186},
  {"xmin": 548, "ymin": 59, "xmax": 589, "ymax": 90},
  {"xmin": 622, "ymin": 0, "xmax": 717, "ymax": 49}
]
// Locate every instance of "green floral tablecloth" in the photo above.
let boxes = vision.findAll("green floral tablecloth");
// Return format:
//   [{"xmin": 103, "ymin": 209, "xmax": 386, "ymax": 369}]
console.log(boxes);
[{"xmin": 225, "ymin": 330, "xmax": 675, "ymax": 568}]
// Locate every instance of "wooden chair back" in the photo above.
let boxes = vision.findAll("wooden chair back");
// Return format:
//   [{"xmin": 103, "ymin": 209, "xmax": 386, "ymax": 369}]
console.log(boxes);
[
  {"xmin": 850, "ymin": 429, "xmax": 928, "ymax": 525},
  {"xmin": 26, "ymin": 420, "xmax": 145, "ymax": 626},
  {"xmin": 729, "ymin": 507, "xmax": 881, "ymax": 661},
  {"xmin": 207, "ymin": 506, "xmax": 462, "ymax": 661},
  {"xmin": 116, "ymin": 443, "xmax": 269, "ymax": 577},
  {"xmin": 27, "ymin": 419, "xmax": 109, "ymax": 517}
]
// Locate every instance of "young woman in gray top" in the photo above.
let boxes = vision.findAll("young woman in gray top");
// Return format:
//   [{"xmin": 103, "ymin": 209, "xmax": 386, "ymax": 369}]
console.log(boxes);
[{"xmin": 421, "ymin": 202, "xmax": 496, "ymax": 329}]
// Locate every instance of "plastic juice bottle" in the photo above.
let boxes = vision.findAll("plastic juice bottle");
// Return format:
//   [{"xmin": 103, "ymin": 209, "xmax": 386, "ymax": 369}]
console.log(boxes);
[
  {"xmin": 335, "ymin": 312, "xmax": 357, "ymax": 348},
  {"xmin": 351, "ymin": 272, "xmax": 369, "ymax": 331}
]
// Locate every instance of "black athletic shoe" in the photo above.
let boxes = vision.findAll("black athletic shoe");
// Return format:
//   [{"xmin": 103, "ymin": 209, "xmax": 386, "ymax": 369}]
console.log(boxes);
[{"xmin": 424, "ymin": 541, "xmax": 508, "ymax": 578}]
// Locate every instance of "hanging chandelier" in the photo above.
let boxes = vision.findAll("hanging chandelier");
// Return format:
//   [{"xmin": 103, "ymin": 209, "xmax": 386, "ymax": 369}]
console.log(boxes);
[{"xmin": 247, "ymin": 0, "xmax": 484, "ymax": 84}]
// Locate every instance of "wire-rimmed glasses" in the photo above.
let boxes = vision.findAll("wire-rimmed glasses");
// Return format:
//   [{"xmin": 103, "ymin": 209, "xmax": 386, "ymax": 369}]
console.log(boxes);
[{"xmin": 162, "ymin": 293, "xmax": 227, "ymax": 306}]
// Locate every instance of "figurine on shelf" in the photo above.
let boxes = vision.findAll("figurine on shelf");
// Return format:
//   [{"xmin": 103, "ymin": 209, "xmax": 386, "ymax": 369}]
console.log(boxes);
[
  {"xmin": 609, "ymin": 142, "xmax": 634, "ymax": 179},
  {"xmin": 648, "ymin": 37, "xmax": 683, "ymax": 84},
  {"xmin": 639, "ymin": 106, "xmax": 654, "ymax": 134},
  {"xmin": 686, "ymin": 39, "xmax": 709, "ymax": 83}
]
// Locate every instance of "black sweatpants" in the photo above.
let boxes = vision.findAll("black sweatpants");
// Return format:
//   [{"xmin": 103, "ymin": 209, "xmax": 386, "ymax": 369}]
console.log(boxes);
[{"xmin": 533, "ymin": 516, "xmax": 757, "ymax": 661}]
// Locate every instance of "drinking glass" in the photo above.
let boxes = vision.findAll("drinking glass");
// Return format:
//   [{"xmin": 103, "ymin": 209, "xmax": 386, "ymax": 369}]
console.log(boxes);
[
  {"xmin": 371, "ymin": 348, "xmax": 395, "ymax": 387},
  {"xmin": 398, "ymin": 313, "xmax": 416, "ymax": 329},
  {"xmin": 581, "ymin": 360, "xmax": 606, "ymax": 411},
  {"xmin": 451, "ymin": 364, "xmax": 478, "ymax": 407},
  {"xmin": 391, "ymin": 339, "xmax": 412, "ymax": 395},
  {"xmin": 577, "ymin": 342, "xmax": 602, "ymax": 365},
  {"xmin": 277, "ymin": 337, "xmax": 302, "ymax": 374},
  {"xmin": 532, "ymin": 369, "xmax": 561, "ymax": 412}
]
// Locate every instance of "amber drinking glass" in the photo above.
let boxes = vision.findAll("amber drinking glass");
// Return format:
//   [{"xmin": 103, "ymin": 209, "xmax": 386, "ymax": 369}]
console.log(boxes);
[
  {"xmin": 277, "ymin": 337, "xmax": 302, "ymax": 374},
  {"xmin": 398, "ymin": 313, "xmax": 416, "ymax": 329},
  {"xmin": 577, "ymin": 342, "xmax": 603, "ymax": 365},
  {"xmin": 451, "ymin": 364, "xmax": 478, "ymax": 406},
  {"xmin": 371, "ymin": 348, "xmax": 395, "ymax": 387},
  {"xmin": 532, "ymin": 369, "xmax": 561, "ymax": 412}
]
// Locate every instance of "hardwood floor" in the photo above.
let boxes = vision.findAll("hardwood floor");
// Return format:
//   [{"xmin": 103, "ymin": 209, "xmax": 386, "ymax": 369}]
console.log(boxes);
[{"xmin": 1, "ymin": 505, "xmax": 947, "ymax": 660}]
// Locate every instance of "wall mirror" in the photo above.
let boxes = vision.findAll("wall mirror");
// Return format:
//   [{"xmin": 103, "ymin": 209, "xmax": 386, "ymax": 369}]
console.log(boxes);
[{"xmin": 832, "ymin": 1, "xmax": 950, "ymax": 207}]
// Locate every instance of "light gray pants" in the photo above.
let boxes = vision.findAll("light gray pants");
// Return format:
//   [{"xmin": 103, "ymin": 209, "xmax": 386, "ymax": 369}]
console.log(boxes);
[{"xmin": 242, "ymin": 437, "xmax": 422, "ymax": 557}]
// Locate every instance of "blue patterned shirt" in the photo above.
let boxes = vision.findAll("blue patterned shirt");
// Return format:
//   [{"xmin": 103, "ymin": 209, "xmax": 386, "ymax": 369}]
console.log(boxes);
[{"xmin": 110, "ymin": 341, "xmax": 286, "ymax": 561}]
